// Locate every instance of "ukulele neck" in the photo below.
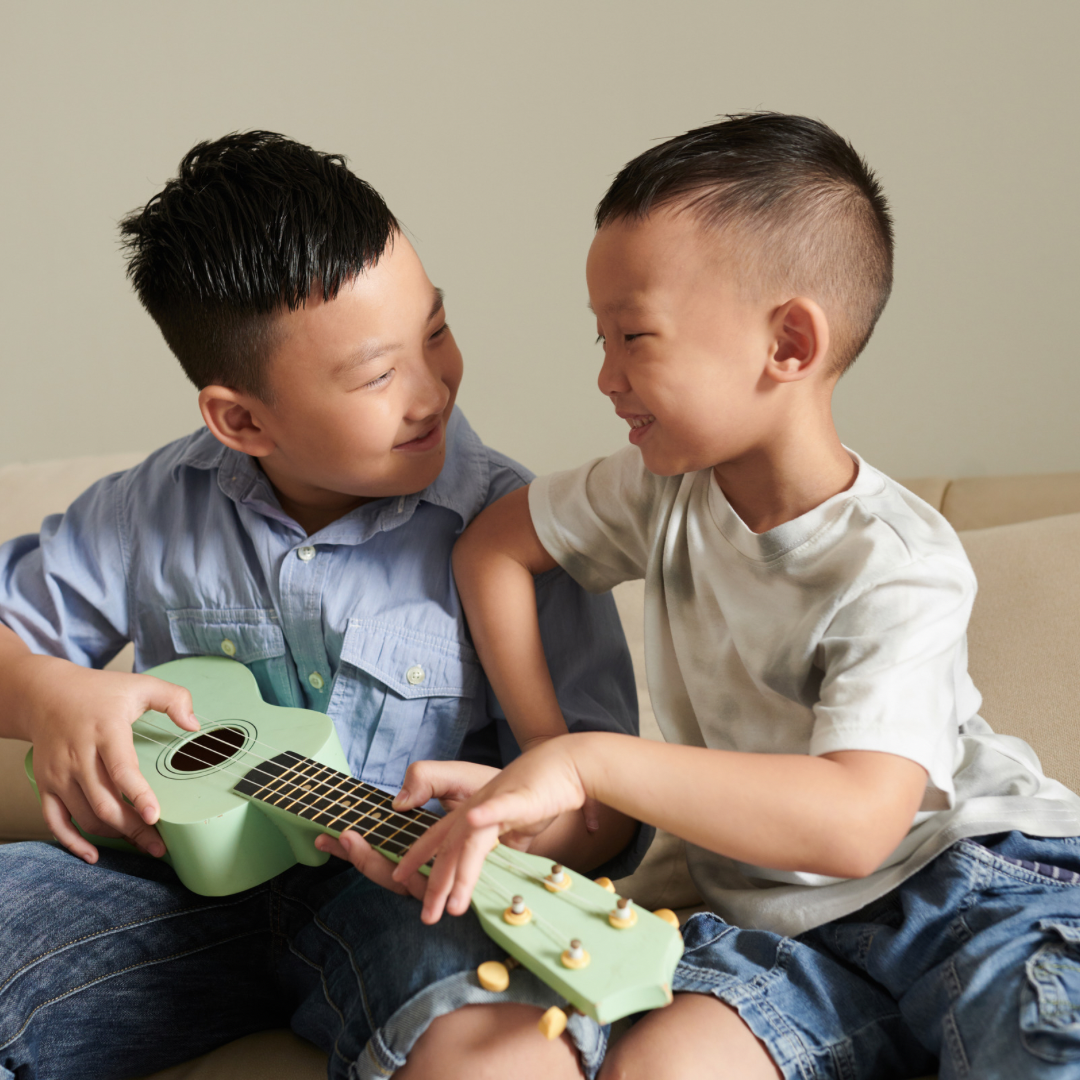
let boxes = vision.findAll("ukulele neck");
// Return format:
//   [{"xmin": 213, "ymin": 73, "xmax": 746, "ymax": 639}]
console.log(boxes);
[{"xmin": 233, "ymin": 751, "xmax": 437, "ymax": 859}]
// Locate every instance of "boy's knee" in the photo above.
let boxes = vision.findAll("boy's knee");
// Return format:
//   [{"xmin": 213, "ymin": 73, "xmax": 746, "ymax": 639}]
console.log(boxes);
[
  {"xmin": 599, "ymin": 995, "xmax": 781, "ymax": 1080},
  {"xmin": 396, "ymin": 1004, "xmax": 585, "ymax": 1080}
]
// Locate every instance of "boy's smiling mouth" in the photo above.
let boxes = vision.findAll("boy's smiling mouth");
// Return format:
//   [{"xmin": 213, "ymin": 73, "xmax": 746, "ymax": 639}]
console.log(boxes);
[
  {"xmin": 394, "ymin": 423, "xmax": 442, "ymax": 453},
  {"xmin": 618, "ymin": 411, "xmax": 656, "ymax": 445}
]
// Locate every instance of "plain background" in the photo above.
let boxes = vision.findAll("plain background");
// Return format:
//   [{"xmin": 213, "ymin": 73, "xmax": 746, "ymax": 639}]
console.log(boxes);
[{"xmin": 2, "ymin": 1, "xmax": 1077, "ymax": 480}]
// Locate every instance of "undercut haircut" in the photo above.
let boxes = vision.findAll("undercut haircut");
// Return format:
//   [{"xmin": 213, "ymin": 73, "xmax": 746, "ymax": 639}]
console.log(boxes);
[
  {"xmin": 595, "ymin": 113, "xmax": 894, "ymax": 374},
  {"xmin": 120, "ymin": 131, "xmax": 399, "ymax": 400}
]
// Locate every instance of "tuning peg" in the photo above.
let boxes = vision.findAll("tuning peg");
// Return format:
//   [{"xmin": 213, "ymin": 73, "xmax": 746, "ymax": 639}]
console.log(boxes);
[
  {"xmin": 503, "ymin": 894, "xmax": 532, "ymax": 925},
  {"xmin": 560, "ymin": 938, "xmax": 590, "ymax": 969},
  {"xmin": 653, "ymin": 908, "xmax": 680, "ymax": 927},
  {"xmin": 609, "ymin": 896, "xmax": 638, "ymax": 928},
  {"xmin": 593, "ymin": 876, "xmax": 616, "ymax": 892},
  {"xmin": 538, "ymin": 1006, "xmax": 568, "ymax": 1040},
  {"xmin": 545, "ymin": 863, "xmax": 572, "ymax": 892},
  {"xmin": 476, "ymin": 960, "xmax": 510, "ymax": 992}
]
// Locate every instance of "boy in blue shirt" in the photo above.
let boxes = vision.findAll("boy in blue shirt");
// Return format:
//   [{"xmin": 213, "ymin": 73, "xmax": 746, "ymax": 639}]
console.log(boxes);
[
  {"xmin": 397, "ymin": 114, "xmax": 1080, "ymax": 1079},
  {"xmin": 0, "ymin": 132, "xmax": 642, "ymax": 1079}
]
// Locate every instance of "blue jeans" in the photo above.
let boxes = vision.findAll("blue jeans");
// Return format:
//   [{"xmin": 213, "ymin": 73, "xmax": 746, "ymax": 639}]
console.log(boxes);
[
  {"xmin": 0, "ymin": 842, "xmax": 605, "ymax": 1080},
  {"xmin": 673, "ymin": 832, "xmax": 1080, "ymax": 1079}
]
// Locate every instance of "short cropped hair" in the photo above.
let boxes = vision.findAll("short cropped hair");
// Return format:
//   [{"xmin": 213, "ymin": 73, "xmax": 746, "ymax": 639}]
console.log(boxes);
[
  {"xmin": 120, "ymin": 131, "xmax": 399, "ymax": 400},
  {"xmin": 595, "ymin": 113, "xmax": 894, "ymax": 375}
]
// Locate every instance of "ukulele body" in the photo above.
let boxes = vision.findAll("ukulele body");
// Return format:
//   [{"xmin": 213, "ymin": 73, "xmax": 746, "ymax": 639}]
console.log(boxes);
[{"xmin": 24, "ymin": 656, "xmax": 348, "ymax": 896}]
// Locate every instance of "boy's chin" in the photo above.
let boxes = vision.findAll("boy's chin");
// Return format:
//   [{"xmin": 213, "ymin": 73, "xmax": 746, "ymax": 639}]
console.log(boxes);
[{"xmin": 638, "ymin": 446, "xmax": 695, "ymax": 478}]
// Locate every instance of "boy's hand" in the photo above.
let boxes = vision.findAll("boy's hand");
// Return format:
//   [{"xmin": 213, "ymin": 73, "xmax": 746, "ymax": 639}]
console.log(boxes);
[
  {"xmin": 521, "ymin": 733, "xmax": 602, "ymax": 833},
  {"xmin": 20, "ymin": 656, "xmax": 198, "ymax": 862},
  {"xmin": 392, "ymin": 737, "xmax": 587, "ymax": 924},
  {"xmin": 313, "ymin": 759, "xmax": 502, "ymax": 899}
]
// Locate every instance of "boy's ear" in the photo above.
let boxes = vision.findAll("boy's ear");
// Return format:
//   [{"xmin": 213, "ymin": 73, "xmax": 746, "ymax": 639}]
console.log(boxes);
[
  {"xmin": 766, "ymin": 297, "xmax": 831, "ymax": 383},
  {"xmin": 198, "ymin": 386, "xmax": 277, "ymax": 458}
]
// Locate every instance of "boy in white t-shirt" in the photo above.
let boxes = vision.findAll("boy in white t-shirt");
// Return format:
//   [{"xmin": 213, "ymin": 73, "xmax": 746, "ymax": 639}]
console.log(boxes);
[{"xmin": 391, "ymin": 114, "xmax": 1080, "ymax": 1079}]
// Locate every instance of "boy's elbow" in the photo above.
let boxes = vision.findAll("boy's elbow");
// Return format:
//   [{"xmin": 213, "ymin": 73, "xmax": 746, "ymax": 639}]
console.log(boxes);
[
  {"xmin": 825, "ymin": 844, "xmax": 888, "ymax": 881},
  {"xmin": 817, "ymin": 819, "xmax": 911, "ymax": 880}
]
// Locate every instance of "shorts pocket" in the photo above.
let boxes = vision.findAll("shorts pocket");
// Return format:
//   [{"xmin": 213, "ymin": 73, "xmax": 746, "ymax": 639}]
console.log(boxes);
[{"xmin": 1021, "ymin": 918, "xmax": 1080, "ymax": 1063}]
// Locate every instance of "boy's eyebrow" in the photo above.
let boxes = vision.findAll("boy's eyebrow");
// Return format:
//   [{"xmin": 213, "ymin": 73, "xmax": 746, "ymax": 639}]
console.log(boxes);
[
  {"xmin": 586, "ymin": 297, "xmax": 647, "ymax": 316},
  {"xmin": 331, "ymin": 287, "xmax": 446, "ymax": 377}
]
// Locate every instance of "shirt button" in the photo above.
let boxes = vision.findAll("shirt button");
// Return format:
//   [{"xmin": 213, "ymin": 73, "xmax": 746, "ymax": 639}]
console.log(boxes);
[
  {"xmin": 297, "ymin": 546, "xmax": 316, "ymax": 562},
  {"xmin": 220, "ymin": 638, "xmax": 236, "ymax": 657},
  {"xmin": 406, "ymin": 665, "xmax": 426, "ymax": 686},
  {"xmin": 308, "ymin": 671, "xmax": 325, "ymax": 691}
]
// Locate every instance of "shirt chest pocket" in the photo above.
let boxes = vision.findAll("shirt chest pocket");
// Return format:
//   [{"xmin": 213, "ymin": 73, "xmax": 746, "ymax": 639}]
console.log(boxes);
[
  {"xmin": 332, "ymin": 618, "xmax": 482, "ymax": 788},
  {"xmin": 167, "ymin": 609, "xmax": 293, "ymax": 706}
]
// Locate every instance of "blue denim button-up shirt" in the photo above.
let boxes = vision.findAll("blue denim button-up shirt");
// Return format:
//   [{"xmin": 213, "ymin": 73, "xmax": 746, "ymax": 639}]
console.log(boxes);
[{"xmin": 0, "ymin": 409, "xmax": 639, "ymax": 795}]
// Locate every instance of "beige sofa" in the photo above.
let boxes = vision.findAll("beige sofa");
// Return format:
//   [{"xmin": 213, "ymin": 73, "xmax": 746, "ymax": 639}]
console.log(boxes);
[{"xmin": 2, "ymin": 454, "xmax": 1079, "ymax": 1080}]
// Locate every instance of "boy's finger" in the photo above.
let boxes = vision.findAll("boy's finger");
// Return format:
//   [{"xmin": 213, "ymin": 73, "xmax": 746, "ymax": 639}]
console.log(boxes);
[
  {"xmin": 392, "ymin": 817, "xmax": 449, "ymax": 881},
  {"xmin": 100, "ymin": 738, "xmax": 160, "ymax": 825},
  {"xmin": 394, "ymin": 760, "xmax": 498, "ymax": 811},
  {"xmin": 418, "ymin": 839, "xmax": 461, "ymax": 924},
  {"xmin": 319, "ymin": 831, "xmax": 416, "ymax": 898},
  {"xmin": 141, "ymin": 677, "xmax": 199, "ymax": 732},
  {"xmin": 40, "ymin": 790, "xmax": 99, "ymax": 863},
  {"xmin": 87, "ymin": 755, "xmax": 166, "ymax": 855},
  {"xmin": 445, "ymin": 828, "xmax": 498, "ymax": 917},
  {"xmin": 465, "ymin": 791, "xmax": 530, "ymax": 831}
]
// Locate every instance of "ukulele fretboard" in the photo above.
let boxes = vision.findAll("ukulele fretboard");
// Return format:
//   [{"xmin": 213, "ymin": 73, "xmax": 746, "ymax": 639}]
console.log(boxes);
[{"xmin": 233, "ymin": 751, "xmax": 439, "ymax": 859}]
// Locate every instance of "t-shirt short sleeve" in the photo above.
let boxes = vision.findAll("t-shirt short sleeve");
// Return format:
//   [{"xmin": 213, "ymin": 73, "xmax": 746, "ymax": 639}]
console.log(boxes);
[
  {"xmin": 809, "ymin": 551, "xmax": 981, "ymax": 798},
  {"xmin": 529, "ymin": 447, "xmax": 664, "ymax": 593}
]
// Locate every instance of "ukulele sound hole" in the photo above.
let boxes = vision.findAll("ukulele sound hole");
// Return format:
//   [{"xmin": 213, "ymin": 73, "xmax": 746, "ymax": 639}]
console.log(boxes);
[{"xmin": 170, "ymin": 726, "xmax": 246, "ymax": 772}]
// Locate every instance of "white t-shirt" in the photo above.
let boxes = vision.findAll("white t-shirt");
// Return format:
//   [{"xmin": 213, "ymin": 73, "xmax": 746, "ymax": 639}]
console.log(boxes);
[{"xmin": 530, "ymin": 446, "xmax": 1080, "ymax": 936}]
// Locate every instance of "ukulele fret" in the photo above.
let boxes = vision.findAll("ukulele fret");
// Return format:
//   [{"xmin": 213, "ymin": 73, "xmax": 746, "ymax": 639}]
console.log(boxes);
[{"xmin": 233, "ymin": 752, "xmax": 436, "ymax": 858}]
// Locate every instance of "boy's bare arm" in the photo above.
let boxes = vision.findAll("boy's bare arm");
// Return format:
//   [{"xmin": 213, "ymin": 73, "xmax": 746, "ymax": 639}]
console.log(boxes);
[
  {"xmin": 451, "ymin": 487, "xmax": 567, "ymax": 745},
  {"xmin": 451, "ymin": 486, "xmax": 637, "ymax": 849},
  {"xmin": 398, "ymin": 734, "xmax": 927, "ymax": 922},
  {"xmin": 0, "ymin": 622, "xmax": 198, "ymax": 861}
]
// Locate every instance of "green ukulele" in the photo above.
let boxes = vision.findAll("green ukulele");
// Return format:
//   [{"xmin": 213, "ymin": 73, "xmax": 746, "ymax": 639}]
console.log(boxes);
[{"xmin": 25, "ymin": 656, "xmax": 682, "ymax": 1026}]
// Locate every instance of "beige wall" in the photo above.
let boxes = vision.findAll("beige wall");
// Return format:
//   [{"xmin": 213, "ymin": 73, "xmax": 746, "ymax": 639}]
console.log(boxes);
[{"xmin": 2, "ymin": 0, "xmax": 1077, "ymax": 480}]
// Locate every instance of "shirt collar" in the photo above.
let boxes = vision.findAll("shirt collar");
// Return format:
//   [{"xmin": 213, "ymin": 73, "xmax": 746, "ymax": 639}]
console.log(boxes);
[{"xmin": 172, "ymin": 407, "xmax": 490, "ymax": 544}]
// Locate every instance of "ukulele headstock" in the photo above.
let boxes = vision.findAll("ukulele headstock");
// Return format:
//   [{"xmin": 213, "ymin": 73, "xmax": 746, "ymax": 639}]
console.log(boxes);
[{"xmin": 462, "ymin": 845, "xmax": 683, "ymax": 1024}]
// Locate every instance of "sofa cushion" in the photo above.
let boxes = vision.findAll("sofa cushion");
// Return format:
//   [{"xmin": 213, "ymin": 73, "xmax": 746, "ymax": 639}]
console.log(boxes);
[
  {"xmin": 0, "ymin": 452, "xmax": 146, "ymax": 543},
  {"xmin": 134, "ymin": 1030, "xmax": 325, "ymax": 1080},
  {"xmin": 943, "ymin": 473, "xmax": 1080, "ymax": 532},
  {"xmin": 961, "ymin": 511, "xmax": 1080, "ymax": 793}
]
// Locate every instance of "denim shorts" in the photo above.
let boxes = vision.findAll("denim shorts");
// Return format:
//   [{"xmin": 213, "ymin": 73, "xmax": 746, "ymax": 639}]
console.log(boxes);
[{"xmin": 671, "ymin": 831, "xmax": 1080, "ymax": 1080}]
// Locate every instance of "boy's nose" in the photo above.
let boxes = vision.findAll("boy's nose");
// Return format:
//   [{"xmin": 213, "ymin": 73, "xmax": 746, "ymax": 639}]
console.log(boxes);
[
  {"xmin": 597, "ymin": 353, "xmax": 629, "ymax": 397},
  {"xmin": 408, "ymin": 367, "xmax": 451, "ymax": 421}
]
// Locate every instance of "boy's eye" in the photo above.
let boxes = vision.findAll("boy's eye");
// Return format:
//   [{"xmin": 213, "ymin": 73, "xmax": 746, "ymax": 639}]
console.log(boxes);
[
  {"xmin": 595, "ymin": 332, "xmax": 643, "ymax": 345},
  {"xmin": 363, "ymin": 369, "xmax": 394, "ymax": 389},
  {"xmin": 430, "ymin": 323, "xmax": 450, "ymax": 341}
]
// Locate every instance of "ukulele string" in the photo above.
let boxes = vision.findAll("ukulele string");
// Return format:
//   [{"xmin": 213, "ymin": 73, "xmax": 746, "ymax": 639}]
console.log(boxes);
[
  {"xmin": 135, "ymin": 711, "xmax": 440, "ymax": 832},
  {"xmin": 129, "ymin": 718, "xmax": 612, "ymax": 939},
  {"xmin": 128, "ymin": 721, "xmax": 436, "ymax": 845},
  {"xmin": 178, "ymin": 710, "xmax": 442, "ymax": 833},
  {"xmin": 160, "ymin": 718, "xmax": 615, "ymax": 912},
  {"xmin": 486, "ymin": 849, "xmax": 617, "ymax": 916},
  {"xmin": 132, "ymin": 719, "xmax": 616, "ymax": 905},
  {"xmin": 129, "ymin": 722, "xmax": 579, "ymax": 938},
  {"xmin": 470, "ymin": 874, "xmax": 575, "ymax": 950}
]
